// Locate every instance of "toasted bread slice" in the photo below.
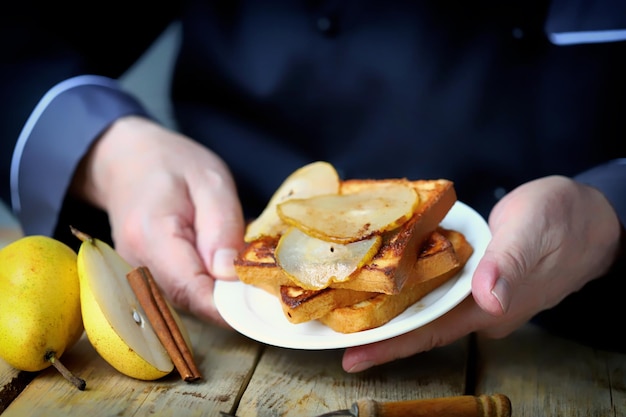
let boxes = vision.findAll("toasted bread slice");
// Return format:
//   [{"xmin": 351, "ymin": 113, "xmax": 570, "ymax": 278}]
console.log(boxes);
[
  {"xmin": 234, "ymin": 178, "xmax": 456, "ymax": 295},
  {"xmin": 280, "ymin": 228, "xmax": 460, "ymax": 324},
  {"xmin": 279, "ymin": 286, "xmax": 379, "ymax": 324},
  {"xmin": 233, "ymin": 235, "xmax": 282, "ymax": 296},
  {"xmin": 318, "ymin": 228, "xmax": 474, "ymax": 333}
]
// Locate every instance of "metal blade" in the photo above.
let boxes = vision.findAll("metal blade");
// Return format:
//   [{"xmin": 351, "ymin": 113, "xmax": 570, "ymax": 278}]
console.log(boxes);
[
  {"xmin": 314, "ymin": 410, "xmax": 354, "ymax": 417},
  {"xmin": 220, "ymin": 408, "xmax": 354, "ymax": 417}
]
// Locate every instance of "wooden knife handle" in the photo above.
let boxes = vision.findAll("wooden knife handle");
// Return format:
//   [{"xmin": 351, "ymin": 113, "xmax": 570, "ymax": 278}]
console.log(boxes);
[{"xmin": 354, "ymin": 394, "xmax": 511, "ymax": 417}]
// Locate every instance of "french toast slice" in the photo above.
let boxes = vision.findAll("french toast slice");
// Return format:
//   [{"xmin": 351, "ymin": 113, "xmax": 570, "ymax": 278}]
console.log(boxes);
[
  {"xmin": 279, "ymin": 228, "xmax": 460, "ymax": 324},
  {"xmin": 318, "ymin": 228, "xmax": 473, "ymax": 333},
  {"xmin": 233, "ymin": 235, "xmax": 282, "ymax": 296},
  {"xmin": 234, "ymin": 178, "xmax": 457, "ymax": 295}
]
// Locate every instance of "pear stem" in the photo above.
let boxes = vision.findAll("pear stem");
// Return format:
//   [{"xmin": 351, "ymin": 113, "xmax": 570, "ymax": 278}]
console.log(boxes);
[
  {"xmin": 69, "ymin": 225, "xmax": 93, "ymax": 244},
  {"xmin": 45, "ymin": 351, "xmax": 86, "ymax": 391}
]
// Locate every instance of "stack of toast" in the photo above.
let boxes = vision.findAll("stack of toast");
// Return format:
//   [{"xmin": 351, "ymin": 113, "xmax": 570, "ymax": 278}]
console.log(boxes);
[{"xmin": 233, "ymin": 162, "xmax": 473, "ymax": 333}]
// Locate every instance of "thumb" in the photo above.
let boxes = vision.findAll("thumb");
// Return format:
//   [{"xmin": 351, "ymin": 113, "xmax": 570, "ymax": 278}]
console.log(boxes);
[
  {"xmin": 470, "ymin": 241, "xmax": 540, "ymax": 339},
  {"xmin": 471, "ymin": 248, "xmax": 513, "ymax": 317},
  {"xmin": 191, "ymin": 170, "xmax": 245, "ymax": 280},
  {"xmin": 471, "ymin": 195, "xmax": 546, "ymax": 317}
]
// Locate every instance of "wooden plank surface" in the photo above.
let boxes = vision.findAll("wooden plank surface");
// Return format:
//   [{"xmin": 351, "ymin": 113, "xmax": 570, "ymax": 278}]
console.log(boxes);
[
  {"xmin": 476, "ymin": 323, "xmax": 626, "ymax": 417},
  {"xmin": 1, "ymin": 317, "xmax": 262, "ymax": 417},
  {"xmin": 0, "ymin": 206, "xmax": 262, "ymax": 416},
  {"xmin": 234, "ymin": 337, "xmax": 470, "ymax": 416},
  {"xmin": 5, "ymin": 320, "xmax": 626, "ymax": 416},
  {"xmin": 3, "ymin": 210, "xmax": 626, "ymax": 416},
  {"xmin": 0, "ymin": 363, "xmax": 34, "ymax": 414}
]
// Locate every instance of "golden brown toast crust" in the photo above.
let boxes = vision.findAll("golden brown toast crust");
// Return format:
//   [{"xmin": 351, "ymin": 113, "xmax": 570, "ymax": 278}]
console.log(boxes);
[
  {"xmin": 233, "ymin": 178, "xmax": 457, "ymax": 295},
  {"xmin": 233, "ymin": 236, "xmax": 282, "ymax": 296},
  {"xmin": 331, "ymin": 179, "xmax": 456, "ymax": 293},
  {"xmin": 318, "ymin": 228, "xmax": 473, "ymax": 333},
  {"xmin": 279, "ymin": 286, "xmax": 378, "ymax": 323},
  {"xmin": 279, "ymin": 228, "xmax": 459, "ymax": 324}
]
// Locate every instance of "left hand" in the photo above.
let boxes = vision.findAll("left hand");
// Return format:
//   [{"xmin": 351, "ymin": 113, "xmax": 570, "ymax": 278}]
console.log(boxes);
[{"xmin": 342, "ymin": 175, "xmax": 622, "ymax": 373}]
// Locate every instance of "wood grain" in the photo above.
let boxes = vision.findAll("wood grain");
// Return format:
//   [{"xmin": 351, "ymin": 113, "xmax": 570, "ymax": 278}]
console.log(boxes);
[
  {"xmin": 1, "ymin": 316, "xmax": 262, "ymax": 417},
  {"xmin": 234, "ymin": 337, "xmax": 470, "ymax": 416},
  {"xmin": 476, "ymin": 323, "xmax": 626, "ymax": 417},
  {"xmin": 3, "ymin": 216, "xmax": 626, "ymax": 416}
]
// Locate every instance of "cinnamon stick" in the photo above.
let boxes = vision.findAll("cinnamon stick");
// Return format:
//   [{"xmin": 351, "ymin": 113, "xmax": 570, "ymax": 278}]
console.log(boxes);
[{"xmin": 127, "ymin": 266, "xmax": 203, "ymax": 382}]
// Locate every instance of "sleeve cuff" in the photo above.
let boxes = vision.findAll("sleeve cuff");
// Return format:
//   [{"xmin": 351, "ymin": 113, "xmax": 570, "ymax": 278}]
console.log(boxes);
[{"xmin": 10, "ymin": 75, "xmax": 151, "ymax": 236}]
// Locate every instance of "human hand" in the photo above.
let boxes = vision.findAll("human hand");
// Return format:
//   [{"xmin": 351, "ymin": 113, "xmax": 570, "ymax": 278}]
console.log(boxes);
[
  {"xmin": 72, "ymin": 116, "xmax": 244, "ymax": 326},
  {"xmin": 342, "ymin": 175, "xmax": 622, "ymax": 372}
]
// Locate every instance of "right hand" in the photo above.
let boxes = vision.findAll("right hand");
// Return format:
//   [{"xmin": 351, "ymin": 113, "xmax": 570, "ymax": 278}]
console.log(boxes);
[
  {"xmin": 72, "ymin": 115, "xmax": 244, "ymax": 326},
  {"xmin": 342, "ymin": 175, "xmax": 622, "ymax": 372}
]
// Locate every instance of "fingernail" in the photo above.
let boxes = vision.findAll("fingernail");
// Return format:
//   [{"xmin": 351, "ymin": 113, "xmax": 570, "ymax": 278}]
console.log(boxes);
[
  {"xmin": 491, "ymin": 277, "xmax": 511, "ymax": 314},
  {"xmin": 211, "ymin": 248, "xmax": 238, "ymax": 277},
  {"xmin": 347, "ymin": 361, "xmax": 374, "ymax": 373}
]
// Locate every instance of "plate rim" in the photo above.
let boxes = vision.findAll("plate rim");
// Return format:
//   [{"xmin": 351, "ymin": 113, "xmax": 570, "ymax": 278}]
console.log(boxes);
[{"xmin": 215, "ymin": 200, "xmax": 490, "ymax": 350}]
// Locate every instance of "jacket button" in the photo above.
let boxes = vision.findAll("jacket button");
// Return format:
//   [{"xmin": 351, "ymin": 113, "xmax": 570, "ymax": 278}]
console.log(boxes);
[
  {"xmin": 317, "ymin": 15, "xmax": 338, "ymax": 36},
  {"xmin": 493, "ymin": 186, "xmax": 507, "ymax": 200}
]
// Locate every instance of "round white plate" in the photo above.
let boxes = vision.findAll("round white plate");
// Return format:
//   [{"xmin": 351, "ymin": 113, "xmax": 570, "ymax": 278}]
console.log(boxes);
[{"xmin": 214, "ymin": 201, "xmax": 491, "ymax": 350}]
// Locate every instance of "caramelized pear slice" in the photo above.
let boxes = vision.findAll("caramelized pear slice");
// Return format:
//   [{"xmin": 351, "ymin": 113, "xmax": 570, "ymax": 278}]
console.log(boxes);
[
  {"xmin": 276, "ymin": 227, "xmax": 382, "ymax": 290},
  {"xmin": 277, "ymin": 183, "xmax": 419, "ymax": 244},
  {"xmin": 244, "ymin": 161, "xmax": 340, "ymax": 242}
]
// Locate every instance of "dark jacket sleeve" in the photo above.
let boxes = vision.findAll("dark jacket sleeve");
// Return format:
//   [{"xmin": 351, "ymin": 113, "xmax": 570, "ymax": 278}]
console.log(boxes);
[
  {"xmin": 0, "ymin": 0, "xmax": 179, "ymax": 245},
  {"xmin": 575, "ymin": 159, "xmax": 626, "ymax": 231},
  {"xmin": 10, "ymin": 76, "xmax": 150, "ymax": 237}
]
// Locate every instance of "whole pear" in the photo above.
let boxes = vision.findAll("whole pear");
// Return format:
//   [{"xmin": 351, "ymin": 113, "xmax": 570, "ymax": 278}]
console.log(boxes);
[{"xmin": 0, "ymin": 235, "xmax": 86, "ymax": 389}]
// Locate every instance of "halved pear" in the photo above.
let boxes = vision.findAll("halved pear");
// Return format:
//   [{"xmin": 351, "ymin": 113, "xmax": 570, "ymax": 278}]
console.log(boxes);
[
  {"xmin": 244, "ymin": 161, "xmax": 340, "ymax": 242},
  {"xmin": 275, "ymin": 227, "xmax": 382, "ymax": 290},
  {"xmin": 72, "ymin": 229, "xmax": 175, "ymax": 380},
  {"xmin": 277, "ymin": 182, "xmax": 419, "ymax": 243}
]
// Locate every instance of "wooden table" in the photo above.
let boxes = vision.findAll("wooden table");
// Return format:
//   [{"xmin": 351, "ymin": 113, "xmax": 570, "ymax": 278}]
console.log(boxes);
[{"xmin": 1, "ymin": 222, "xmax": 625, "ymax": 416}]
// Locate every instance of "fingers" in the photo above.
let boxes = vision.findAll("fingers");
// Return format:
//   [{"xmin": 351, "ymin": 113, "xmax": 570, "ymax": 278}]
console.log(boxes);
[
  {"xmin": 89, "ymin": 120, "xmax": 244, "ymax": 325},
  {"xmin": 135, "ymin": 218, "xmax": 231, "ymax": 327},
  {"xmin": 471, "ymin": 253, "xmax": 507, "ymax": 316},
  {"xmin": 188, "ymin": 163, "xmax": 245, "ymax": 281},
  {"xmin": 471, "ymin": 182, "xmax": 550, "ymax": 317},
  {"xmin": 344, "ymin": 176, "xmax": 623, "ymax": 373},
  {"xmin": 342, "ymin": 292, "xmax": 534, "ymax": 373},
  {"xmin": 342, "ymin": 296, "xmax": 491, "ymax": 372},
  {"xmin": 342, "ymin": 181, "xmax": 554, "ymax": 373},
  {"xmin": 137, "ymin": 166, "xmax": 242, "ymax": 325}
]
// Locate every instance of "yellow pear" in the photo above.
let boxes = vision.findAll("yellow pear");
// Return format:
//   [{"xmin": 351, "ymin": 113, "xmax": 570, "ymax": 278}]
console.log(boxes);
[
  {"xmin": 71, "ymin": 227, "xmax": 176, "ymax": 381},
  {"xmin": 0, "ymin": 235, "xmax": 86, "ymax": 390}
]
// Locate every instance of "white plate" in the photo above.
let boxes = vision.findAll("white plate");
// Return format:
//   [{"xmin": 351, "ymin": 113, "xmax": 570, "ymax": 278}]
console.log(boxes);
[{"xmin": 214, "ymin": 201, "xmax": 491, "ymax": 350}]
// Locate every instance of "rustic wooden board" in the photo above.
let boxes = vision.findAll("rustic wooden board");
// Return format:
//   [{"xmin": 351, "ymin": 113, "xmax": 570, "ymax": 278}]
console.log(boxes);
[
  {"xmin": 4, "ymin": 208, "xmax": 626, "ymax": 416},
  {"xmin": 476, "ymin": 323, "xmax": 626, "ymax": 417},
  {"xmin": 0, "ymin": 361, "xmax": 35, "ymax": 414},
  {"xmin": 1, "ymin": 316, "xmax": 262, "ymax": 417},
  {"xmin": 235, "ymin": 336, "xmax": 470, "ymax": 416},
  {"xmin": 0, "ymin": 361, "xmax": 22, "ymax": 396}
]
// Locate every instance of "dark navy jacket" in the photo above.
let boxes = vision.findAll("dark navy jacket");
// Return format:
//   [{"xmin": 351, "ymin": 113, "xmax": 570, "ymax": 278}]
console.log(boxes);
[{"xmin": 1, "ymin": 0, "xmax": 625, "ymax": 350}]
